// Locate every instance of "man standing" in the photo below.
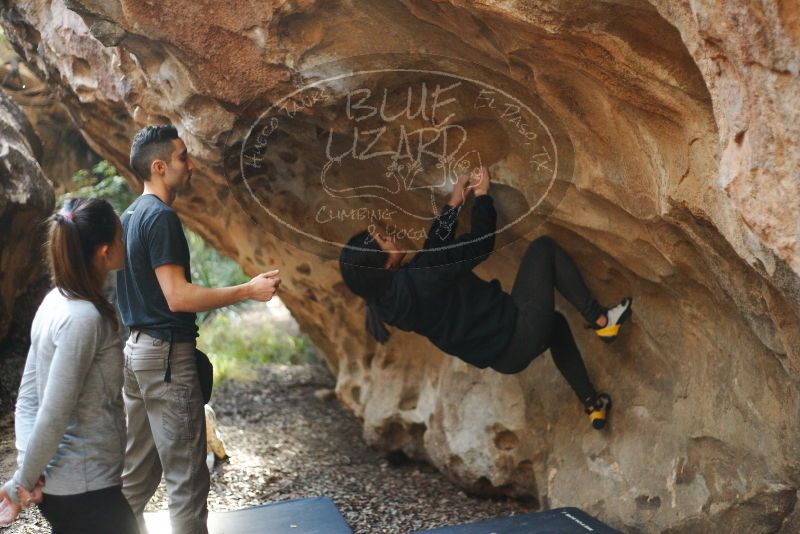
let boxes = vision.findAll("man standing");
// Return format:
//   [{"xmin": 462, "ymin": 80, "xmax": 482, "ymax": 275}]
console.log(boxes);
[{"xmin": 117, "ymin": 125, "xmax": 281, "ymax": 533}]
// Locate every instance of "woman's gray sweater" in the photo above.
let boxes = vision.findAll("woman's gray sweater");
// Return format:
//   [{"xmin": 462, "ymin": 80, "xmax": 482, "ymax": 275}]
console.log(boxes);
[{"xmin": 2, "ymin": 288, "xmax": 126, "ymax": 504}]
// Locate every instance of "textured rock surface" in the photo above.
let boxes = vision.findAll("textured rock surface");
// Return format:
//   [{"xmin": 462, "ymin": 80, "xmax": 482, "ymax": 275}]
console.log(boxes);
[
  {"xmin": 0, "ymin": 89, "xmax": 54, "ymax": 408},
  {"xmin": 0, "ymin": 36, "xmax": 97, "ymax": 188},
  {"xmin": 2, "ymin": 1, "xmax": 799, "ymax": 531}
]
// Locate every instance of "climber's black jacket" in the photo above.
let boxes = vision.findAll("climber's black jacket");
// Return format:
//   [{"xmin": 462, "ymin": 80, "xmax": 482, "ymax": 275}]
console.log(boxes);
[{"xmin": 373, "ymin": 194, "xmax": 517, "ymax": 368}]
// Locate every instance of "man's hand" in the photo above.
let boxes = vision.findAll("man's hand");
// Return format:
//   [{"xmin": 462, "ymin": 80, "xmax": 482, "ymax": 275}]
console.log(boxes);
[
  {"xmin": 247, "ymin": 270, "xmax": 281, "ymax": 301},
  {"xmin": 0, "ymin": 488, "xmax": 20, "ymax": 527},
  {"xmin": 468, "ymin": 166, "xmax": 491, "ymax": 196}
]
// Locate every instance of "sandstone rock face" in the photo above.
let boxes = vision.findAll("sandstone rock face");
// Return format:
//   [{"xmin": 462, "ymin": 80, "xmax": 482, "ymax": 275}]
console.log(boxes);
[
  {"xmin": 0, "ymin": 89, "xmax": 54, "ymax": 406},
  {"xmin": 2, "ymin": 1, "xmax": 798, "ymax": 531},
  {"xmin": 0, "ymin": 38, "xmax": 97, "ymax": 189}
]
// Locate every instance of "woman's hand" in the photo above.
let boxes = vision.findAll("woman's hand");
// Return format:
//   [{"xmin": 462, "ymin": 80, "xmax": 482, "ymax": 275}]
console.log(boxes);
[
  {"xmin": 0, "ymin": 488, "xmax": 21, "ymax": 527},
  {"xmin": 17, "ymin": 477, "xmax": 44, "ymax": 508}
]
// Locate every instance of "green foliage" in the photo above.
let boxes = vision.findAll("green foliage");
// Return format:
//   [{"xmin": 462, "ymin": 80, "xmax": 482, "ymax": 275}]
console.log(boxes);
[
  {"xmin": 66, "ymin": 160, "xmax": 138, "ymax": 214},
  {"xmin": 198, "ymin": 307, "xmax": 317, "ymax": 383},
  {"xmin": 186, "ymin": 231, "xmax": 249, "ymax": 324}
]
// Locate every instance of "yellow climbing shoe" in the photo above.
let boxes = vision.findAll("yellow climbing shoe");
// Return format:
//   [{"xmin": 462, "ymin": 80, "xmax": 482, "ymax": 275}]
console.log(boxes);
[
  {"xmin": 586, "ymin": 393, "xmax": 612, "ymax": 430},
  {"xmin": 593, "ymin": 297, "xmax": 632, "ymax": 344}
]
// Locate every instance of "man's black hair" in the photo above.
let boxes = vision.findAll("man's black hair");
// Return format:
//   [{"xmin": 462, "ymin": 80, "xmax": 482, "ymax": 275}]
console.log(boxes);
[{"xmin": 129, "ymin": 125, "xmax": 179, "ymax": 181}]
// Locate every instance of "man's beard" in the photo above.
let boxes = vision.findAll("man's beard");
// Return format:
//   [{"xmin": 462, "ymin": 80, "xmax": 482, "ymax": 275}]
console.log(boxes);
[{"xmin": 171, "ymin": 177, "xmax": 191, "ymax": 196}]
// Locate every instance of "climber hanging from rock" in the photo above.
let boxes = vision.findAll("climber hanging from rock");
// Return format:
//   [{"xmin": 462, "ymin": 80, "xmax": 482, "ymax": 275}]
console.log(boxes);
[{"xmin": 338, "ymin": 165, "xmax": 632, "ymax": 430}]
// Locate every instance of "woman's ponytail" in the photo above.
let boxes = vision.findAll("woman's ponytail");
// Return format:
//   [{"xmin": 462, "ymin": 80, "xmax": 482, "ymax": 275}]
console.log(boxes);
[{"xmin": 47, "ymin": 198, "xmax": 119, "ymax": 328}]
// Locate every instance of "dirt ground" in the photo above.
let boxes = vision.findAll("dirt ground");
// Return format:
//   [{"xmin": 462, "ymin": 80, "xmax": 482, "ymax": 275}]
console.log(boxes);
[{"xmin": 0, "ymin": 363, "xmax": 533, "ymax": 533}]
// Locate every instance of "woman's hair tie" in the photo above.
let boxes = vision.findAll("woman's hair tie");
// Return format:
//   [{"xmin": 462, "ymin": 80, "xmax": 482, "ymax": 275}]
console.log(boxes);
[{"xmin": 53, "ymin": 211, "xmax": 74, "ymax": 223}]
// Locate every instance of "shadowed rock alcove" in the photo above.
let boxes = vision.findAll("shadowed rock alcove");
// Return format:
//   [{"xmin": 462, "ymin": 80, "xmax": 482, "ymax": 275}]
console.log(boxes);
[{"xmin": 1, "ymin": 0, "xmax": 798, "ymax": 531}]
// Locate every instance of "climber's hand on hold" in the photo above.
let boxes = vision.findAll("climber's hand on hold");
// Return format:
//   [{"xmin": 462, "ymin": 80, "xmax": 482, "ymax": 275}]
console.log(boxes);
[
  {"xmin": 448, "ymin": 172, "xmax": 473, "ymax": 207},
  {"xmin": 468, "ymin": 166, "xmax": 491, "ymax": 197}
]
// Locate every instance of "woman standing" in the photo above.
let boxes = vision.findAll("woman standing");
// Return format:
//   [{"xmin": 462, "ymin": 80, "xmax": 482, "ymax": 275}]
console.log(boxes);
[
  {"xmin": 0, "ymin": 198, "xmax": 138, "ymax": 533},
  {"xmin": 339, "ymin": 168, "xmax": 632, "ymax": 429}
]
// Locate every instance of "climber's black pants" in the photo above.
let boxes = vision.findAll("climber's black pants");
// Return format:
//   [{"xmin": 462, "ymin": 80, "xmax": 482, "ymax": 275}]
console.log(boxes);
[{"xmin": 491, "ymin": 236, "xmax": 604, "ymax": 405}]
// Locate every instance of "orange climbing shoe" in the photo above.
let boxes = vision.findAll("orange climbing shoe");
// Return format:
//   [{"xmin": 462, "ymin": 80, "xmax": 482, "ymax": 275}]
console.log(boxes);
[
  {"xmin": 585, "ymin": 393, "xmax": 612, "ymax": 430},
  {"xmin": 591, "ymin": 297, "xmax": 633, "ymax": 344}
]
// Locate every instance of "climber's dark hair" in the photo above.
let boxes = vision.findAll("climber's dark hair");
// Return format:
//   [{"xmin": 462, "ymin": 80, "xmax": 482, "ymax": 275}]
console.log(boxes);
[
  {"xmin": 130, "ymin": 124, "xmax": 179, "ymax": 181},
  {"xmin": 339, "ymin": 230, "xmax": 395, "ymax": 343},
  {"xmin": 47, "ymin": 197, "xmax": 119, "ymax": 328},
  {"xmin": 339, "ymin": 230, "xmax": 394, "ymax": 300}
]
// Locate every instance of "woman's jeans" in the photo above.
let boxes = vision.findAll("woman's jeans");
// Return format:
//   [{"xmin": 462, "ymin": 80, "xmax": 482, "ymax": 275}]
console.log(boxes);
[
  {"xmin": 38, "ymin": 485, "xmax": 139, "ymax": 534},
  {"xmin": 492, "ymin": 236, "xmax": 604, "ymax": 404}
]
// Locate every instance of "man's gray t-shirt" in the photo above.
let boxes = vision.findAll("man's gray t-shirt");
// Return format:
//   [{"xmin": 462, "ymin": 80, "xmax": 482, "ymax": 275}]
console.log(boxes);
[{"xmin": 117, "ymin": 194, "xmax": 198, "ymax": 341}]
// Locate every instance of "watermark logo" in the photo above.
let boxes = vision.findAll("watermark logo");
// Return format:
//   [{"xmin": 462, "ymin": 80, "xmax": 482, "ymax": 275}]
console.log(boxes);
[{"xmin": 223, "ymin": 53, "xmax": 574, "ymax": 261}]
